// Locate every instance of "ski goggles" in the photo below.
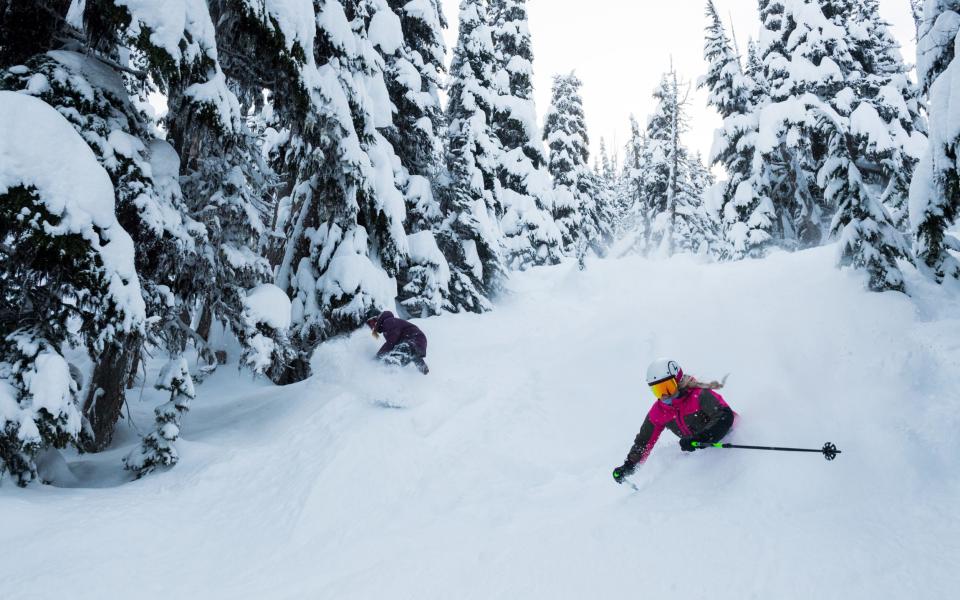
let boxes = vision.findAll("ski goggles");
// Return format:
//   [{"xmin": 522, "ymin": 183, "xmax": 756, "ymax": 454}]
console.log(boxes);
[{"xmin": 649, "ymin": 376, "xmax": 679, "ymax": 401}]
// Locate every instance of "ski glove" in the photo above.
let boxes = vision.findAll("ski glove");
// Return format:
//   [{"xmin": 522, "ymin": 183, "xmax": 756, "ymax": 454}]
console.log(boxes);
[
  {"xmin": 612, "ymin": 463, "xmax": 635, "ymax": 484},
  {"xmin": 679, "ymin": 437, "xmax": 701, "ymax": 452}
]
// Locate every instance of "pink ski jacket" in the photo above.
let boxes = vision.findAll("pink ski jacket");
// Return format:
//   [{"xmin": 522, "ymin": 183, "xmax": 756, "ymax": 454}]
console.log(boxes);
[{"xmin": 622, "ymin": 388, "xmax": 734, "ymax": 467}]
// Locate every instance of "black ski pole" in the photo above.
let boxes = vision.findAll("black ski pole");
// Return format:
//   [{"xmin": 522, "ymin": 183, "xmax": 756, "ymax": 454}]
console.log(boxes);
[{"xmin": 691, "ymin": 441, "xmax": 841, "ymax": 461}]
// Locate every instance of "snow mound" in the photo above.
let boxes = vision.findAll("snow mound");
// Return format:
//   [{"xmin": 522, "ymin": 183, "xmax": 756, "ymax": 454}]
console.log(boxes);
[{"xmin": 243, "ymin": 284, "xmax": 293, "ymax": 330}]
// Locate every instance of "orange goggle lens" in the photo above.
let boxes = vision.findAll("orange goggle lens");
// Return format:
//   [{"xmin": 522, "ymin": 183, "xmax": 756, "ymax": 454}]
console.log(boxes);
[{"xmin": 649, "ymin": 377, "xmax": 678, "ymax": 400}]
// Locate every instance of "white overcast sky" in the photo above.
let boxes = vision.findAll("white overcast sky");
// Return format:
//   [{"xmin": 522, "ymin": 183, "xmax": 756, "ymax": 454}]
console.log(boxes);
[{"xmin": 438, "ymin": 0, "xmax": 918, "ymax": 166}]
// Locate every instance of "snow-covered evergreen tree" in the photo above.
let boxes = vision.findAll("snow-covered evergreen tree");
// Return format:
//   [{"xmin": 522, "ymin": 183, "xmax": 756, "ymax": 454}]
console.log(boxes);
[
  {"xmin": 272, "ymin": 0, "xmax": 412, "ymax": 382},
  {"xmin": 56, "ymin": 0, "xmax": 294, "ymax": 441},
  {"xmin": 578, "ymin": 170, "xmax": 616, "ymax": 267},
  {"xmin": 123, "ymin": 358, "xmax": 194, "ymax": 478},
  {"xmin": 700, "ymin": 0, "xmax": 765, "ymax": 259},
  {"xmin": 238, "ymin": 285, "xmax": 297, "ymax": 382},
  {"xmin": 0, "ymin": 92, "xmax": 145, "ymax": 485},
  {"xmin": 598, "ymin": 138, "xmax": 618, "ymax": 185},
  {"xmin": 381, "ymin": 0, "xmax": 447, "ymax": 216},
  {"xmin": 723, "ymin": 0, "xmax": 918, "ymax": 290},
  {"xmin": 380, "ymin": 0, "xmax": 453, "ymax": 317},
  {"xmin": 674, "ymin": 153, "xmax": 721, "ymax": 256},
  {"xmin": 402, "ymin": 229, "xmax": 454, "ymax": 316},
  {"xmin": 701, "ymin": 0, "xmax": 752, "ymax": 119},
  {"xmin": 910, "ymin": 0, "xmax": 960, "ymax": 282},
  {"xmin": 619, "ymin": 116, "xmax": 651, "ymax": 248},
  {"xmin": 543, "ymin": 72, "xmax": 612, "ymax": 258},
  {"xmin": 845, "ymin": 0, "xmax": 926, "ymax": 229},
  {"xmin": 488, "ymin": 0, "xmax": 563, "ymax": 269},
  {"xmin": 441, "ymin": 0, "xmax": 506, "ymax": 312},
  {"xmin": 819, "ymin": 115, "xmax": 909, "ymax": 292},
  {"xmin": 116, "ymin": 0, "xmax": 281, "ymax": 373},
  {"xmin": 753, "ymin": 0, "xmax": 836, "ymax": 248},
  {"xmin": 643, "ymin": 70, "xmax": 692, "ymax": 255},
  {"xmin": 1, "ymin": 30, "xmax": 203, "ymax": 450}
]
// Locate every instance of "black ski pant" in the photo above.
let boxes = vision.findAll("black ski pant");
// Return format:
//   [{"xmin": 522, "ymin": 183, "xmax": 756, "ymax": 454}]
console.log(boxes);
[{"xmin": 381, "ymin": 341, "xmax": 429, "ymax": 375}]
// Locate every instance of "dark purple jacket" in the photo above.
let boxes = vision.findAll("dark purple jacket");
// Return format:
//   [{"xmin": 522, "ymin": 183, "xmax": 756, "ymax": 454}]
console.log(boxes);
[{"xmin": 373, "ymin": 311, "xmax": 427, "ymax": 358}]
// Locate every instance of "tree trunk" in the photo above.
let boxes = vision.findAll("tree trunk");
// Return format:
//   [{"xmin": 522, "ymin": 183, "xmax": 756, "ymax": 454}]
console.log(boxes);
[
  {"xmin": 126, "ymin": 344, "xmax": 141, "ymax": 390},
  {"xmin": 81, "ymin": 333, "xmax": 141, "ymax": 452},
  {"xmin": 197, "ymin": 303, "xmax": 213, "ymax": 341}
]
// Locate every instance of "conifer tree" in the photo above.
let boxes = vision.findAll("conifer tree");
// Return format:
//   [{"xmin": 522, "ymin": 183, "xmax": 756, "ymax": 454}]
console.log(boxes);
[
  {"xmin": 70, "ymin": 0, "xmax": 296, "ymax": 441},
  {"xmin": 171, "ymin": 0, "xmax": 284, "ymax": 361},
  {"xmin": 820, "ymin": 116, "xmax": 909, "ymax": 292},
  {"xmin": 595, "ymin": 138, "xmax": 623, "ymax": 238},
  {"xmin": 910, "ymin": 0, "xmax": 960, "ymax": 282},
  {"xmin": 754, "ymin": 0, "xmax": 835, "ymax": 248},
  {"xmin": 441, "ymin": 0, "xmax": 506, "ymax": 312},
  {"xmin": 598, "ymin": 138, "xmax": 617, "ymax": 185},
  {"xmin": 674, "ymin": 153, "xmax": 721, "ymax": 256},
  {"xmin": 619, "ymin": 116, "xmax": 651, "ymax": 248},
  {"xmin": 643, "ymin": 70, "xmax": 693, "ymax": 255},
  {"xmin": 0, "ymin": 92, "xmax": 145, "ymax": 485},
  {"xmin": 380, "ymin": 0, "xmax": 452, "ymax": 317},
  {"xmin": 700, "ymin": 0, "xmax": 766, "ymax": 259},
  {"xmin": 1, "ymin": 6, "xmax": 213, "ymax": 449},
  {"xmin": 846, "ymin": 0, "xmax": 926, "ymax": 229},
  {"xmin": 488, "ymin": 0, "xmax": 563, "ymax": 269},
  {"xmin": 543, "ymin": 72, "xmax": 612, "ymax": 256},
  {"xmin": 123, "ymin": 359, "xmax": 195, "ymax": 478},
  {"xmin": 818, "ymin": 0, "xmax": 913, "ymax": 291},
  {"xmin": 736, "ymin": 0, "xmax": 917, "ymax": 292},
  {"xmin": 272, "ymin": 0, "xmax": 412, "ymax": 382},
  {"xmin": 237, "ymin": 285, "xmax": 297, "ymax": 381},
  {"xmin": 701, "ymin": 0, "xmax": 751, "ymax": 118}
]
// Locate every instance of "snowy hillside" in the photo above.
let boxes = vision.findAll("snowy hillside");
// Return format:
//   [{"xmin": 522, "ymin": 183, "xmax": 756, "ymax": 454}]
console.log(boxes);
[{"xmin": 2, "ymin": 249, "xmax": 957, "ymax": 599}]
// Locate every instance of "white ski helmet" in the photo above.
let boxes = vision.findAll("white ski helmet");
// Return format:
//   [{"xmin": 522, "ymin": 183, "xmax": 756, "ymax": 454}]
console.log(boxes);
[
  {"xmin": 646, "ymin": 359, "xmax": 684, "ymax": 401},
  {"xmin": 646, "ymin": 358, "xmax": 683, "ymax": 386}
]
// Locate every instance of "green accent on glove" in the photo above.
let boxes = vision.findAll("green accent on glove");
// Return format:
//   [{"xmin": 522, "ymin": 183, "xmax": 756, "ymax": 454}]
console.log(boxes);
[{"xmin": 691, "ymin": 441, "xmax": 724, "ymax": 449}]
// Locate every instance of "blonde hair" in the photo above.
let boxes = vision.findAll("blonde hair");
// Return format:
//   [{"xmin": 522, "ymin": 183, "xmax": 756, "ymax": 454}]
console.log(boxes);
[{"xmin": 679, "ymin": 374, "xmax": 728, "ymax": 392}]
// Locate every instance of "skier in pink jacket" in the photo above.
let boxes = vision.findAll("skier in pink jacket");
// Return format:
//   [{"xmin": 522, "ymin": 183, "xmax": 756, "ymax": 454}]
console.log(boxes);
[{"xmin": 613, "ymin": 359, "xmax": 734, "ymax": 484}]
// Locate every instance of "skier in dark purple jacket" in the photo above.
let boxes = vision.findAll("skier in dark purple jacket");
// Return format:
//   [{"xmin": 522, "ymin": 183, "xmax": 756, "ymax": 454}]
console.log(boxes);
[{"xmin": 366, "ymin": 311, "xmax": 429, "ymax": 375}]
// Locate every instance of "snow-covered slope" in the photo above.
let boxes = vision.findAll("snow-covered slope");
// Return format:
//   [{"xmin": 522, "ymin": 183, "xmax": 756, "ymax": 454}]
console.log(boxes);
[{"xmin": 2, "ymin": 248, "xmax": 958, "ymax": 599}]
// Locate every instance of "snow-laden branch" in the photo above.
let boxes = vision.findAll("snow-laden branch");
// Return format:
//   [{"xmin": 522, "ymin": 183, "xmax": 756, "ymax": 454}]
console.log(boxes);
[{"xmin": 52, "ymin": 29, "xmax": 149, "ymax": 79}]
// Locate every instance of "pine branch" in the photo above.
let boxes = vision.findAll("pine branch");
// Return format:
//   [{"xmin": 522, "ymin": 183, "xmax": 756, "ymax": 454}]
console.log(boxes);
[
  {"xmin": 87, "ymin": 51, "xmax": 149, "ymax": 79},
  {"xmin": 853, "ymin": 159, "xmax": 884, "ymax": 178},
  {"xmin": 51, "ymin": 28, "xmax": 149, "ymax": 79},
  {"xmin": 173, "ymin": 315, "xmax": 218, "ymax": 365},
  {"xmin": 218, "ymin": 47, "xmax": 279, "ymax": 87}
]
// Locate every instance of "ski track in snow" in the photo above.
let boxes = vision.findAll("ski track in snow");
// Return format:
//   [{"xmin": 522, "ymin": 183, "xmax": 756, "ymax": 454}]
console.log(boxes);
[{"xmin": 2, "ymin": 247, "xmax": 959, "ymax": 599}]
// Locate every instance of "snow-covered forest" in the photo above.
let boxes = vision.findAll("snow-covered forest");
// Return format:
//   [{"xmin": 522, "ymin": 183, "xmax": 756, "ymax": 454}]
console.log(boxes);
[{"xmin": 1, "ymin": 1, "xmax": 958, "ymax": 598}]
